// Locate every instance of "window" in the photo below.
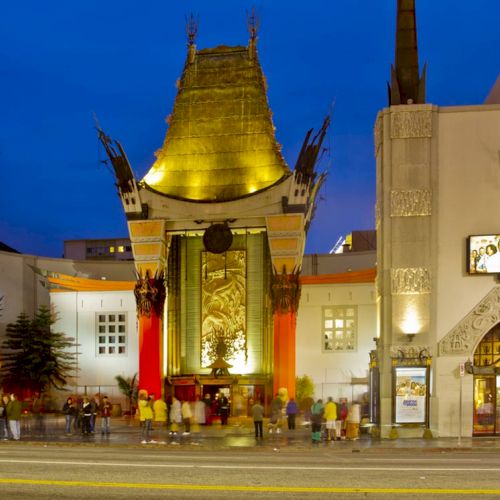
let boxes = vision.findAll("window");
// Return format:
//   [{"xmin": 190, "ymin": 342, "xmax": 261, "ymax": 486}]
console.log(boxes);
[
  {"xmin": 118, "ymin": 245, "xmax": 125, "ymax": 253},
  {"xmin": 322, "ymin": 306, "xmax": 357, "ymax": 352},
  {"xmin": 96, "ymin": 313, "xmax": 127, "ymax": 356}
]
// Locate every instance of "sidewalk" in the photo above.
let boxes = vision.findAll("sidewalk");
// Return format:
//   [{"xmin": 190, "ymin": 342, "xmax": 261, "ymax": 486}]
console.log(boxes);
[{"xmin": 8, "ymin": 415, "xmax": 500, "ymax": 453}]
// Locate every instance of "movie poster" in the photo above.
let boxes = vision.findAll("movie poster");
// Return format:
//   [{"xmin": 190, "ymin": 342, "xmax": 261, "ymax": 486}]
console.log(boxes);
[{"xmin": 394, "ymin": 367, "xmax": 427, "ymax": 424}]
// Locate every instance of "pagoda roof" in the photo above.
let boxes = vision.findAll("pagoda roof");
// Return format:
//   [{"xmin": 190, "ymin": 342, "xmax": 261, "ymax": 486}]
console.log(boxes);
[{"xmin": 142, "ymin": 44, "xmax": 291, "ymax": 202}]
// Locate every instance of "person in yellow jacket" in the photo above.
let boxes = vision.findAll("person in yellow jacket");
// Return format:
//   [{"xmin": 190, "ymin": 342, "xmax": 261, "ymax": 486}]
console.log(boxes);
[
  {"xmin": 324, "ymin": 397, "xmax": 338, "ymax": 441},
  {"xmin": 139, "ymin": 394, "xmax": 154, "ymax": 443},
  {"xmin": 153, "ymin": 397, "xmax": 167, "ymax": 442}
]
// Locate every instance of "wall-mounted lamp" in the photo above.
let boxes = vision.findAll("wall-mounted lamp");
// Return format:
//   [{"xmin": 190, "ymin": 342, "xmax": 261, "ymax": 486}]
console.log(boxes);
[{"xmin": 405, "ymin": 333, "xmax": 416, "ymax": 343}]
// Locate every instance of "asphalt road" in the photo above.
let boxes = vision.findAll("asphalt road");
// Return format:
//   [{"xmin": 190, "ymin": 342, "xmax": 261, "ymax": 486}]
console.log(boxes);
[{"xmin": 1, "ymin": 444, "xmax": 500, "ymax": 499}]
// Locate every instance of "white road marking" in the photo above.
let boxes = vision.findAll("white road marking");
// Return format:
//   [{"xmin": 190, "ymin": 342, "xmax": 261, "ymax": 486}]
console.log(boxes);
[{"xmin": 0, "ymin": 458, "xmax": 498, "ymax": 472}]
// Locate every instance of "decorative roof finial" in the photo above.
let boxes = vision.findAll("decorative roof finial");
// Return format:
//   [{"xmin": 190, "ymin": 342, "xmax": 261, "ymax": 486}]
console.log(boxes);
[
  {"xmin": 246, "ymin": 7, "xmax": 259, "ymax": 60},
  {"xmin": 185, "ymin": 13, "xmax": 199, "ymax": 47},
  {"xmin": 246, "ymin": 7, "xmax": 259, "ymax": 41},
  {"xmin": 388, "ymin": 0, "xmax": 426, "ymax": 105}
]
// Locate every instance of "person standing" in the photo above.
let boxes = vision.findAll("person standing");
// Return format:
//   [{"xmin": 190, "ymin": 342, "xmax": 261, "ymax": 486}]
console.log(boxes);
[
  {"xmin": 6, "ymin": 393, "xmax": 22, "ymax": 441},
  {"xmin": 0, "ymin": 394, "xmax": 10, "ymax": 440},
  {"xmin": 181, "ymin": 399, "xmax": 192, "ymax": 435},
  {"xmin": 138, "ymin": 393, "xmax": 154, "ymax": 443},
  {"xmin": 270, "ymin": 393, "xmax": 283, "ymax": 433},
  {"xmin": 81, "ymin": 396, "xmax": 93, "ymax": 436},
  {"xmin": 218, "ymin": 393, "xmax": 229, "ymax": 425},
  {"xmin": 90, "ymin": 394, "xmax": 100, "ymax": 434},
  {"xmin": 99, "ymin": 396, "xmax": 112, "ymax": 435},
  {"xmin": 153, "ymin": 397, "xmax": 167, "ymax": 442},
  {"xmin": 251, "ymin": 399, "xmax": 264, "ymax": 439},
  {"xmin": 324, "ymin": 397, "xmax": 338, "ymax": 441},
  {"xmin": 310, "ymin": 398, "xmax": 324, "ymax": 444},
  {"xmin": 63, "ymin": 397, "xmax": 76, "ymax": 435},
  {"xmin": 346, "ymin": 401, "xmax": 361, "ymax": 440},
  {"xmin": 193, "ymin": 396, "xmax": 206, "ymax": 430},
  {"xmin": 286, "ymin": 398, "xmax": 298, "ymax": 430},
  {"xmin": 169, "ymin": 396, "xmax": 182, "ymax": 435},
  {"xmin": 339, "ymin": 400, "xmax": 348, "ymax": 440}
]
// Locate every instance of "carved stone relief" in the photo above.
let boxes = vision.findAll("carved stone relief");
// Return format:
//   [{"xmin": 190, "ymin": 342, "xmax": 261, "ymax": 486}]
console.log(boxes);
[
  {"xmin": 391, "ymin": 268, "xmax": 431, "ymax": 295},
  {"xmin": 439, "ymin": 287, "xmax": 500, "ymax": 356},
  {"xmin": 391, "ymin": 189, "xmax": 432, "ymax": 217},
  {"xmin": 390, "ymin": 110, "xmax": 432, "ymax": 139}
]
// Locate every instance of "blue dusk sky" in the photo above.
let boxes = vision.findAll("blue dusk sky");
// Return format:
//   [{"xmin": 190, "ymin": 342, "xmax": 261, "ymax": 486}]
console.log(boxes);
[{"xmin": 0, "ymin": 1, "xmax": 499, "ymax": 258}]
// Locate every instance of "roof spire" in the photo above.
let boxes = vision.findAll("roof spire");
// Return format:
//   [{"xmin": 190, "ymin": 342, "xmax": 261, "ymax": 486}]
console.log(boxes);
[
  {"xmin": 185, "ymin": 13, "xmax": 199, "ymax": 63},
  {"xmin": 246, "ymin": 7, "xmax": 259, "ymax": 60},
  {"xmin": 388, "ymin": 0, "xmax": 426, "ymax": 105}
]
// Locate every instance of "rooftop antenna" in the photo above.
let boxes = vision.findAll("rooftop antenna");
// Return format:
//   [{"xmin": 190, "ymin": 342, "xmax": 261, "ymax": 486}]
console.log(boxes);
[{"xmin": 185, "ymin": 13, "xmax": 199, "ymax": 47}]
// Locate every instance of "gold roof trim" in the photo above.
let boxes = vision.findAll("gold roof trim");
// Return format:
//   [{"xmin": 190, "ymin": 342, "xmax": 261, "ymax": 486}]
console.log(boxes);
[{"xmin": 142, "ymin": 44, "xmax": 290, "ymax": 202}]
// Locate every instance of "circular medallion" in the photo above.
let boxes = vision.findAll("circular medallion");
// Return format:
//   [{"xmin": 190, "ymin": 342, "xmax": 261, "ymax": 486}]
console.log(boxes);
[{"xmin": 203, "ymin": 223, "xmax": 233, "ymax": 254}]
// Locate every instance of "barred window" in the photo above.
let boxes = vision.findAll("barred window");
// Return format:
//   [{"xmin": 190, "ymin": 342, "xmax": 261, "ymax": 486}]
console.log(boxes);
[
  {"xmin": 96, "ymin": 313, "xmax": 127, "ymax": 356},
  {"xmin": 322, "ymin": 306, "xmax": 357, "ymax": 352}
]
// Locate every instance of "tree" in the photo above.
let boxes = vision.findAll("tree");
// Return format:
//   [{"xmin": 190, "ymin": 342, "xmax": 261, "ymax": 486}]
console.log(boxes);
[
  {"xmin": 115, "ymin": 373, "xmax": 138, "ymax": 415},
  {"xmin": 0, "ymin": 305, "xmax": 77, "ymax": 395},
  {"xmin": 296, "ymin": 374, "xmax": 315, "ymax": 401}
]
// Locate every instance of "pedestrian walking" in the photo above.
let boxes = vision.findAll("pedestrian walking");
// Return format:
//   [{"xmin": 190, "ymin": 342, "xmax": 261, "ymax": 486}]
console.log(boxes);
[
  {"xmin": 6, "ymin": 393, "xmax": 22, "ymax": 441},
  {"xmin": 194, "ymin": 396, "xmax": 205, "ymax": 424},
  {"xmin": 310, "ymin": 398, "xmax": 324, "ymax": 443},
  {"xmin": 31, "ymin": 392, "xmax": 45, "ymax": 436},
  {"xmin": 99, "ymin": 396, "xmax": 112, "ymax": 435},
  {"xmin": 251, "ymin": 399, "xmax": 264, "ymax": 438},
  {"xmin": 286, "ymin": 397, "xmax": 298, "ymax": 430},
  {"xmin": 346, "ymin": 401, "xmax": 361, "ymax": 440},
  {"xmin": 339, "ymin": 399, "xmax": 348, "ymax": 440}
]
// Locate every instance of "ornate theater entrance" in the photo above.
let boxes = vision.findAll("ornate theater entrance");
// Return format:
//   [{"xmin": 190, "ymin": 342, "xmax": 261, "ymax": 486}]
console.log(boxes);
[{"xmin": 472, "ymin": 324, "xmax": 500, "ymax": 435}]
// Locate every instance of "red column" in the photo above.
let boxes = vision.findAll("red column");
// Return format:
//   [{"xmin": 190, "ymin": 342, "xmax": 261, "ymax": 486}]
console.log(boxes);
[
  {"xmin": 134, "ymin": 271, "xmax": 166, "ymax": 398},
  {"xmin": 273, "ymin": 310, "xmax": 297, "ymax": 398},
  {"xmin": 271, "ymin": 272, "xmax": 301, "ymax": 399},
  {"xmin": 138, "ymin": 312, "xmax": 162, "ymax": 398}
]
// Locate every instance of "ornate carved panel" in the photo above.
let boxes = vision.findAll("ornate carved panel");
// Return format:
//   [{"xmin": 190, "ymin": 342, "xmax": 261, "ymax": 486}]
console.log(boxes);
[
  {"xmin": 201, "ymin": 250, "xmax": 247, "ymax": 368},
  {"xmin": 390, "ymin": 110, "xmax": 432, "ymax": 138},
  {"xmin": 391, "ymin": 189, "xmax": 432, "ymax": 217},
  {"xmin": 134, "ymin": 271, "xmax": 166, "ymax": 318},
  {"xmin": 391, "ymin": 268, "xmax": 431, "ymax": 295},
  {"xmin": 271, "ymin": 272, "xmax": 301, "ymax": 314},
  {"xmin": 439, "ymin": 287, "xmax": 500, "ymax": 356}
]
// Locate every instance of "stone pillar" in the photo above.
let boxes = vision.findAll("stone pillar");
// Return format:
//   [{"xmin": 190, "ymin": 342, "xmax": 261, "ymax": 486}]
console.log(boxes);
[{"xmin": 375, "ymin": 104, "xmax": 437, "ymax": 437}]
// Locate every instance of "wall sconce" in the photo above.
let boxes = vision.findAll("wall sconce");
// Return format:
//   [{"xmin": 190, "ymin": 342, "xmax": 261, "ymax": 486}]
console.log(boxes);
[{"xmin": 405, "ymin": 333, "xmax": 416, "ymax": 343}]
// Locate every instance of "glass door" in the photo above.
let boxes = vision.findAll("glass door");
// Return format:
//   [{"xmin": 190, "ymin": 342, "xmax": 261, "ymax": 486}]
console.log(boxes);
[{"xmin": 473, "ymin": 376, "xmax": 496, "ymax": 435}]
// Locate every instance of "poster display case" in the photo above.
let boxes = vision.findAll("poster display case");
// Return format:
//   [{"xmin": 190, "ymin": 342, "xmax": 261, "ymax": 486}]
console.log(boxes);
[{"xmin": 392, "ymin": 365, "xmax": 430, "ymax": 426}]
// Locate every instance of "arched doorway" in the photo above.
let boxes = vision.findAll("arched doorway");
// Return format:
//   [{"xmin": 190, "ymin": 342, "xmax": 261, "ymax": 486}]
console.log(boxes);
[{"xmin": 472, "ymin": 324, "xmax": 500, "ymax": 435}]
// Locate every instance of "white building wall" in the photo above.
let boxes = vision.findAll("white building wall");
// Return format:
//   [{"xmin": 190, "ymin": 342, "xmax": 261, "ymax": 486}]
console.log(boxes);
[
  {"xmin": 433, "ymin": 104, "xmax": 500, "ymax": 437},
  {"xmin": 51, "ymin": 291, "xmax": 138, "ymax": 391},
  {"xmin": 296, "ymin": 281, "xmax": 376, "ymax": 403},
  {"xmin": 436, "ymin": 105, "xmax": 500, "ymax": 340}
]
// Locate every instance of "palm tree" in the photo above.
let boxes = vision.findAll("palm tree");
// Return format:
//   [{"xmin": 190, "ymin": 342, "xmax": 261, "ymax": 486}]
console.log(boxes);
[{"xmin": 115, "ymin": 373, "xmax": 138, "ymax": 419}]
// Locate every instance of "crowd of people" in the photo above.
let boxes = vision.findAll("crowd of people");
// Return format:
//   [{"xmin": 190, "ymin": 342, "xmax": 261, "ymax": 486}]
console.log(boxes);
[
  {"xmin": 251, "ymin": 394, "xmax": 362, "ymax": 443},
  {"xmin": 136, "ymin": 392, "xmax": 231, "ymax": 444},
  {"xmin": 1, "ymin": 390, "xmax": 364, "ymax": 445}
]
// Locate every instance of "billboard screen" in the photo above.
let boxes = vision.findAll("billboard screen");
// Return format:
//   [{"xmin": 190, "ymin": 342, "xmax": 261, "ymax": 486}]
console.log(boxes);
[{"xmin": 467, "ymin": 235, "xmax": 500, "ymax": 274}]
